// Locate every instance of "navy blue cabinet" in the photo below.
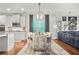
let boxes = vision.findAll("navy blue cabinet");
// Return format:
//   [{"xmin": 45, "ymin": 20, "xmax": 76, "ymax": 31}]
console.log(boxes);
[{"xmin": 58, "ymin": 31, "xmax": 79, "ymax": 49}]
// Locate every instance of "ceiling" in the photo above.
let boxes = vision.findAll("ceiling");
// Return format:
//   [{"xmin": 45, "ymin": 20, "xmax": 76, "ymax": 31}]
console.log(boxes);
[
  {"xmin": 0, "ymin": 3, "xmax": 79, "ymax": 14},
  {"xmin": 0, "ymin": 3, "xmax": 78, "ymax": 9}
]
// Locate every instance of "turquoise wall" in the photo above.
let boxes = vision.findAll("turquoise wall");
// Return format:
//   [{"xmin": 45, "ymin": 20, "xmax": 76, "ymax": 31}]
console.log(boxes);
[{"xmin": 32, "ymin": 19, "xmax": 46, "ymax": 32}]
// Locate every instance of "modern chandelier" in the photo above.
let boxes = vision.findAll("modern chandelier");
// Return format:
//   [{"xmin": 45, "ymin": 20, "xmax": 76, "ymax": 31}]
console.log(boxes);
[{"xmin": 37, "ymin": 3, "xmax": 43, "ymax": 20}]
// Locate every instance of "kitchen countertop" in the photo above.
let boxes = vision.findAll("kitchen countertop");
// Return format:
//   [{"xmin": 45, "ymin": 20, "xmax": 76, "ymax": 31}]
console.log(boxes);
[{"xmin": 0, "ymin": 34, "xmax": 7, "ymax": 37}]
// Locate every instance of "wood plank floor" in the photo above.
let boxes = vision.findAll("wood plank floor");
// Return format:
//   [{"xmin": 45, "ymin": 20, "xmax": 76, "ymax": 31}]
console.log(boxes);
[
  {"xmin": 0, "ymin": 39, "xmax": 79, "ymax": 55},
  {"xmin": 0, "ymin": 40, "xmax": 27, "ymax": 55},
  {"xmin": 54, "ymin": 39, "xmax": 79, "ymax": 55}
]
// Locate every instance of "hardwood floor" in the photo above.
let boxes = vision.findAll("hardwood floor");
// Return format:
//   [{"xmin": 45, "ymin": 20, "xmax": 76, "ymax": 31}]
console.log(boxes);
[
  {"xmin": 0, "ymin": 39, "xmax": 79, "ymax": 55},
  {"xmin": 0, "ymin": 40, "xmax": 27, "ymax": 55},
  {"xmin": 54, "ymin": 39, "xmax": 79, "ymax": 55}
]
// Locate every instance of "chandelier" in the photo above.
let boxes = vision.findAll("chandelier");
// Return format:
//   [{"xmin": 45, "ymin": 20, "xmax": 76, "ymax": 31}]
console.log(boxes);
[{"xmin": 37, "ymin": 3, "xmax": 43, "ymax": 20}]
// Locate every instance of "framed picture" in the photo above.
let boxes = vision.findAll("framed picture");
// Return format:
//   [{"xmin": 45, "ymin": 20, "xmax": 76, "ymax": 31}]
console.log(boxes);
[
  {"xmin": 56, "ymin": 21, "xmax": 62, "ymax": 31},
  {"xmin": 62, "ymin": 16, "xmax": 66, "ymax": 21},
  {"xmin": 68, "ymin": 16, "xmax": 77, "ymax": 30}
]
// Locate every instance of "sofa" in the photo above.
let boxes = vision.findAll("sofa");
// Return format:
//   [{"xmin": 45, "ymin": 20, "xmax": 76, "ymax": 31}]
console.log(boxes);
[{"xmin": 58, "ymin": 31, "xmax": 79, "ymax": 49}]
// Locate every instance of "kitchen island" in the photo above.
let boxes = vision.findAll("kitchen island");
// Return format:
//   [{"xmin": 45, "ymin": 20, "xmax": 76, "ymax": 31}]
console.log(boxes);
[{"xmin": 0, "ymin": 32, "xmax": 14, "ymax": 52}]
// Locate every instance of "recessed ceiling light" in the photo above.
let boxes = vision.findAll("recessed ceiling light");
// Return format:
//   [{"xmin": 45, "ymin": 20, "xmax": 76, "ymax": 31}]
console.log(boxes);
[
  {"xmin": 21, "ymin": 8, "xmax": 24, "ymax": 11},
  {"xmin": 6, "ymin": 8, "xmax": 11, "ymax": 11}
]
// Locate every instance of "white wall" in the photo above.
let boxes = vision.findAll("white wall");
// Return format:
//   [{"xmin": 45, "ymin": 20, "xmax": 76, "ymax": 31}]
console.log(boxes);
[
  {"xmin": 16, "ymin": 10, "xmax": 79, "ymax": 39},
  {"xmin": 48, "ymin": 10, "xmax": 79, "ymax": 39},
  {"xmin": 1, "ymin": 3, "xmax": 79, "ymax": 39},
  {"xmin": 1, "ymin": 10, "xmax": 79, "ymax": 39}
]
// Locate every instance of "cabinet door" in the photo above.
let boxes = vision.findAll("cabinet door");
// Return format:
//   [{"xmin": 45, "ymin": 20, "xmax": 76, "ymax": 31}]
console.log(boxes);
[
  {"xmin": 8, "ymin": 32, "xmax": 14, "ymax": 51},
  {"xmin": 14, "ymin": 32, "xmax": 26, "ymax": 41},
  {"xmin": 11, "ymin": 15, "xmax": 20, "ymax": 23},
  {"xmin": 0, "ymin": 36, "xmax": 7, "ymax": 51},
  {"xmin": 14, "ymin": 32, "xmax": 20, "ymax": 41},
  {"xmin": 20, "ymin": 15, "xmax": 26, "ymax": 27},
  {"xmin": 19, "ymin": 32, "xmax": 26, "ymax": 40}
]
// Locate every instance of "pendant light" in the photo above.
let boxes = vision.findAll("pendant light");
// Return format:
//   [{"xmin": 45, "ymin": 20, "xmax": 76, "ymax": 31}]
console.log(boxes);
[{"xmin": 37, "ymin": 3, "xmax": 43, "ymax": 20}]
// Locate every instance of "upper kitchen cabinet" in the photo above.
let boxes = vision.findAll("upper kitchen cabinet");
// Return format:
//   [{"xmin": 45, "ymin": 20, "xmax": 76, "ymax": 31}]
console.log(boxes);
[
  {"xmin": 11, "ymin": 14, "xmax": 26, "ymax": 28},
  {"xmin": 5, "ymin": 14, "xmax": 20, "ymax": 27},
  {"xmin": 0, "ymin": 15, "xmax": 6, "ymax": 25},
  {"xmin": 12, "ymin": 15, "xmax": 20, "ymax": 23},
  {"xmin": 11, "ymin": 15, "xmax": 20, "ymax": 27},
  {"xmin": 20, "ymin": 15, "xmax": 26, "ymax": 27}
]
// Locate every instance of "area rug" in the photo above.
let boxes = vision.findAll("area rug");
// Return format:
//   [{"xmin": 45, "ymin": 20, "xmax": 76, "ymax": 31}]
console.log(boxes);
[{"xmin": 17, "ymin": 40, "xmax": 70, "ymax": 55}]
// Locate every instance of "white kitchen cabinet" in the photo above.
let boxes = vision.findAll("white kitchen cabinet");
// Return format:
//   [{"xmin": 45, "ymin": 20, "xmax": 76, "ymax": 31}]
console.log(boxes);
[
  {"xmin": 0, "ymin": 15, "xmax": 6, "ymax": 25},
  {"xmin": 20, "ymin": 15, "xmax": 26, "ymax": 27},
  {"xmin": 0, "ymin": 33, "xmax": 14, "ymax": 52},
  {"xmin": 8, "ymin": 32, "xmax": 14, "ymax": 51},
  {"xmin": 13, "ymin": 31, "xmax": 26, "ymax": 42},
  {"xmin": 5, "ymin": 15, "xmax": 12, "ymax": 27},
  {"xmin": 0, "ymin": 35, "xmax": 7, "ymax": 51},
  {"xmin": 5, "ymin": 15, "xmax": 20, "ymax": 27},
  {"xmin": 11, "ymin": 15, "xmax": 20, "ymax": 23}
]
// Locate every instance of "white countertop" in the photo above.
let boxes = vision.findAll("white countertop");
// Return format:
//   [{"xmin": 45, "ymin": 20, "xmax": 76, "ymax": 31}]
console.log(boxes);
[{"xmin": 0, "ymin": 34, "xmax": 7, "ymax": 37}]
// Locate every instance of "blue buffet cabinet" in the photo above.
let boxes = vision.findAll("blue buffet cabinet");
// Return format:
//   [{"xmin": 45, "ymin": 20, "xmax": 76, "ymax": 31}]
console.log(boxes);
[{"xmin": 58, "ymin": 31, "xmax": 79, "ymax": 49}]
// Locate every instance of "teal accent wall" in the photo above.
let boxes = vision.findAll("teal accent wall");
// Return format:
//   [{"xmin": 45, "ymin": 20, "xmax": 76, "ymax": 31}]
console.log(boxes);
[{"xmin": 32, "ymin": 19, "xmax": 46, "ymax": 32}]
